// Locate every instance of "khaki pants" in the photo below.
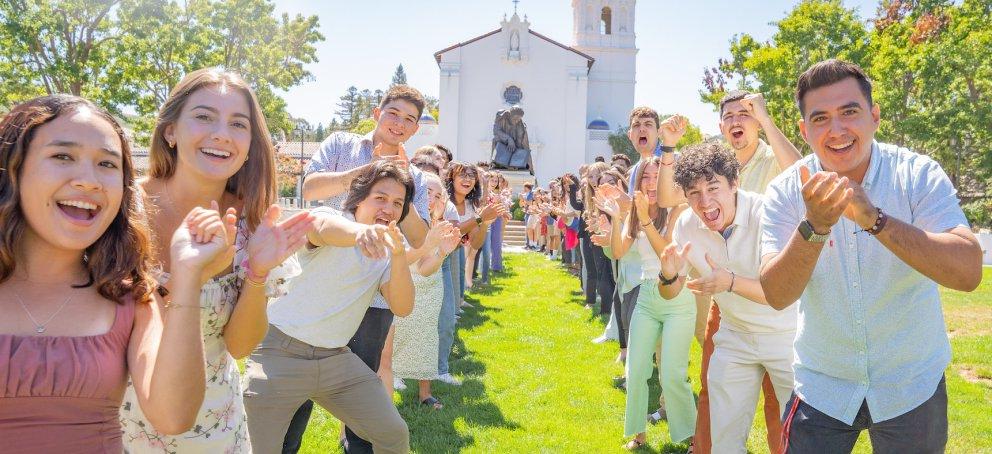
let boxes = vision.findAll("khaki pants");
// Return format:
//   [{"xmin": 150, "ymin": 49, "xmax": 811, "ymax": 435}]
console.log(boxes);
[{"xmin": 243, "ymin": 326, "xmax": 409, "ymax": 454}]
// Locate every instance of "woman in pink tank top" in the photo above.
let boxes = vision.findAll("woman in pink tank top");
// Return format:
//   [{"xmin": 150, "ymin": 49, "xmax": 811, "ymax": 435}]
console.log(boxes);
[{"xmin": 0, "ymin": 95, "xmax": 234, "ymax": 453}]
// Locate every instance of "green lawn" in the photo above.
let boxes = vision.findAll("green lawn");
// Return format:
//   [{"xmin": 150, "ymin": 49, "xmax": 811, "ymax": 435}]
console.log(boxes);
[{"xmin": 298, "ymin": 256, "xmax": 992, "ymax": 453}]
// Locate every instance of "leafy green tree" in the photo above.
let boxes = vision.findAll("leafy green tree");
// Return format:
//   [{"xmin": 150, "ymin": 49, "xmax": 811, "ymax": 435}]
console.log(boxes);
[
  {"xmin": 700, "ymin": 0, "xmax": 870, "ymax": 148},
  {"xmin": 0, "ymin": 0, "xmax": 323, "ymax": 141},
  {"xmin": 351, "ymin": 118, "xmax": 377, "ymax": 136}
]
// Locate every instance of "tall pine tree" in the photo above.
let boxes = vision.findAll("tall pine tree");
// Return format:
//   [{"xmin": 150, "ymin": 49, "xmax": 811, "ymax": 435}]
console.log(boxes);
[
  {"xmin": 391, "ymin": 64, "xmax": 407, "ymax": 87},
  {"xmin": 336, "ymin": 86, "xmax": 360, "ymax": 128}
]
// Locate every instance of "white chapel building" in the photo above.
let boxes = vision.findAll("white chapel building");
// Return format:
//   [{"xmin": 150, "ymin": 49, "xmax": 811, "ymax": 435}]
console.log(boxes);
[{"xmin": 407, "ymin": 1, "xmax": 637, "ymax": 185}]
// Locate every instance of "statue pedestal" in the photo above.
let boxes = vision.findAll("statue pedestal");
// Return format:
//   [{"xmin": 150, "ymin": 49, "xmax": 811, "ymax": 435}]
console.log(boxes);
[{"xmin": 499, "ymin": 170, "xmax": 537, "ymax": 195}]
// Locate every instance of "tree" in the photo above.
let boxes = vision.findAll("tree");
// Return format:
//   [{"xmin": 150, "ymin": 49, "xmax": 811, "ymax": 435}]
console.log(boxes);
[
  {"xmin": 336, "ymin": 86, "xmax": 360, "ymax": 128},
  {"xmin": 351, "ymin": 118, "xmax": 377, "ymax": 136},
  {"xmin": 391, "ymin": 64, "xmax": 407, "ymax": 87},
  {"xmin": 0, "ymin": 0, "xmax": 324, "ymax": 141},
  {"xmin": 700, "ymin": 0, "xmax": 870, "ymax": 148},
  {"xmin": 0, "ymin": 0, "xmax": 119, "ymax": 108},
  {"xmin": 314, "ymin": 123, "xmax": 325, "ymax": 141}
]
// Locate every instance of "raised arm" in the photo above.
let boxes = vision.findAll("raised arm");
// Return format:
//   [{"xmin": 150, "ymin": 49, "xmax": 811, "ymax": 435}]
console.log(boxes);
[
  {"xmin": 657, "ymin": 115, "xmax": 688, "ymax": 208},
  {"xmin": 742, "ymin": 94, "xmax": 803, "ymax": 170},
  {"xmin": 379, "ymin": 222, "xmax": 414, "ymax": 317}
]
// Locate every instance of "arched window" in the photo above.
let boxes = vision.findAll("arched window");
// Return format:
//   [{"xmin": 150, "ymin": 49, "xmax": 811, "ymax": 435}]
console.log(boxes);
[{"xmin": 601, "ymin": 7, "xmax": 612, "ymax": 35}]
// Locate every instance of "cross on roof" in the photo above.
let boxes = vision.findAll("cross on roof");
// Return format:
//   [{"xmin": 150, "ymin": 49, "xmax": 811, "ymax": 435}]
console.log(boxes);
[{"xmin": 512, "ymin": 0, "xmax": 519, "ymax": 14}]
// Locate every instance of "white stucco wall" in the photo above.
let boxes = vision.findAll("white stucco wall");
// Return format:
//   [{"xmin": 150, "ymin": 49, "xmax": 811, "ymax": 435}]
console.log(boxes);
[{"xmin": 437, "ymin": 17, "xmax": 591, "ymax": 184}]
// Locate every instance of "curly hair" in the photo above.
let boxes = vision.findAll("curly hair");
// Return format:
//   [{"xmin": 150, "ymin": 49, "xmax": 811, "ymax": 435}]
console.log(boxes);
[
  {"xmin": 673, "ymin": 142, "xmax": 740, "ymax": 191},
  {"xmin": 342, "ymin": 160, "xmax": 415, "ymax": 222},
  {"xmin": 0, "ymin": 95, "xmax": 156, "ymax": 304}
]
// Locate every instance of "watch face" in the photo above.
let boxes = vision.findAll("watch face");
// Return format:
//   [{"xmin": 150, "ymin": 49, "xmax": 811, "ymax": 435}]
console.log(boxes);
[{"xmin": 799, "ymin": 220, "xmax": 828, "ymax": 242}]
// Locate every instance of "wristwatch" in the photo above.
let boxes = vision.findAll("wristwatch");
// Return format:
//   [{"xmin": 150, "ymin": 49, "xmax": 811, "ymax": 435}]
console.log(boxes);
[
  {"xmin": 797, "ymin": 219, "xmax": 830, "ymax": 243},
  {"xmin": 659, "ymin": 145, "xmax": 676, "ymax": 153},
  {"xmin": 474, "ymin": 215, "xmax": 483, "ymax": 226}
]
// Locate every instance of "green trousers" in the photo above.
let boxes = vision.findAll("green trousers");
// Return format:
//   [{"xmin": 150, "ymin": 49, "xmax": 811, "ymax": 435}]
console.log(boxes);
[{"xmin": 623, "ymin": 280, "xmax": 697, "ymax": 442}]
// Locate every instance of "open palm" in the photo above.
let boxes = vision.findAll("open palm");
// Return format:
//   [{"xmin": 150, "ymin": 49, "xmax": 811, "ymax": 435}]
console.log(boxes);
[{"xmin": 246, "ymin": 205, "xmax": 315, "ymax": 276}]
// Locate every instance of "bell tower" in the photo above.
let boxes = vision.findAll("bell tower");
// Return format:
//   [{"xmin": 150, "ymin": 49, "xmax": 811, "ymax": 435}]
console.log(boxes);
[{"xmin": 572, "ymin": 0, "xmax": 637, "ymax": 161}]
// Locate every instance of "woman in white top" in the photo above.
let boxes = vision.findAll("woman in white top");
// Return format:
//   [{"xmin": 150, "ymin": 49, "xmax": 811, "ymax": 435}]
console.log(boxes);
[
  {"xmin": 597, "ymin": 156, "xmax": 697, "ymax": 451},
  {"xmin": 446, "ymin": 162, "xmax": 504, "ymax": 303},
  {"xmin": 120, "ymin": 68, "xmax": 313, "ymax": 453}
]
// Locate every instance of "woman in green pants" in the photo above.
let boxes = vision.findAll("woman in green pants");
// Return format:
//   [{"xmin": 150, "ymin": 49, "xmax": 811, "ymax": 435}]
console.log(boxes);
[{"xmin": 598, "ymin": 157, "xmax": 696, "ymax": 450}]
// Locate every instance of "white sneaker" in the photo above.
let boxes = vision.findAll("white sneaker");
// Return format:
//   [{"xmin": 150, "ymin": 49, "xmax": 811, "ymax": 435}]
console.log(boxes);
[
  {"xmin": 393, "ymin": 377, "xmax": 407, "ymax": 390},
  {"xmin": 436, "ymin": 373, "xmax": 462, "ymax": 386},
  {"xmin": 591, "ymin": 335, "xmax": 609, "ymax": 344}
]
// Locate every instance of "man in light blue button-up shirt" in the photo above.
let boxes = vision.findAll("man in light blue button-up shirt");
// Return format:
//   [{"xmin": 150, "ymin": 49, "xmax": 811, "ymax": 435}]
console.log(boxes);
[{"xmin": 759, "ymin": 59, "xmax": 983, "ymax": 453}]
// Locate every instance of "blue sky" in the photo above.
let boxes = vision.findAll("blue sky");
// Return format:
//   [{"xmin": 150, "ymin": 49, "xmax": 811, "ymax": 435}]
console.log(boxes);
[{"xmin": 273, "ymin": 0, "xmax": 879, "ymax": 135}]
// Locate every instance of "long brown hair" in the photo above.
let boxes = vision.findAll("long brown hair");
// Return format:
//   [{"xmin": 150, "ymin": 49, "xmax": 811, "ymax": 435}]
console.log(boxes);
[
  {"xmin": 148, "ymin": 68, "xmax": 276, "ymax": 231},
  {"xmin": 581, "ymin": 162, "xmax": 610, "ymax": 222},
  {"xmin": 0, "ymin": 95, "xmax": 155, "ymax": 304},
  {"xmin": 627, "ymin": 157, "xmax": 668, "ymax": 238}
]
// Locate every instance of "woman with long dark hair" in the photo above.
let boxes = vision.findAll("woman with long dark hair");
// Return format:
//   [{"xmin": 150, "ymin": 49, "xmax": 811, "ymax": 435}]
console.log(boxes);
[{"xmin": 0, "ymin": 95, "xmax": 223, "ymax": 452}]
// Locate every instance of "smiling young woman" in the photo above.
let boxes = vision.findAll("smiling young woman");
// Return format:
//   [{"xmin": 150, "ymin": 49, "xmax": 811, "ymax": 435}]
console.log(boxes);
[
  {"xmin": 118, "ymin": 68, "xmax": 313, "ymax": 454},
  {"xmin": 0, "ymin": 95, "xmax": 232, "ymax": 453}
]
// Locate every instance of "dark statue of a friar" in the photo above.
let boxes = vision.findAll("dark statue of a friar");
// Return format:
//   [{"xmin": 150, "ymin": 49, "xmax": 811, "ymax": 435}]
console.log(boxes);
[{"xmin": 490, "ymin": 106, "xmax": 533, "ymax": 174}]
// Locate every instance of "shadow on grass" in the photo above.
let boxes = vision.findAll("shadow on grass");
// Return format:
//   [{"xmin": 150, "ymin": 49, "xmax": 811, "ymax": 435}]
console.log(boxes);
[{"xmin": 393, "ymin": 268, "xmax": 521, "ymax": 453}]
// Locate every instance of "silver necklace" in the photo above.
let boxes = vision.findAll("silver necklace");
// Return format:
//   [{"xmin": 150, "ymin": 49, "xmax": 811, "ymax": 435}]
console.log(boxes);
[{"xmin": 13, "ymin": 291, "xmax": 74, "ymax": 334}]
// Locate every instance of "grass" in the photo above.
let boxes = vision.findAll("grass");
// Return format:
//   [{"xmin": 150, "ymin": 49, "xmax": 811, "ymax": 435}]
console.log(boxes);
[{"xmin": 297, "ymin": 256, "xmax": 992, "ymax": 453}]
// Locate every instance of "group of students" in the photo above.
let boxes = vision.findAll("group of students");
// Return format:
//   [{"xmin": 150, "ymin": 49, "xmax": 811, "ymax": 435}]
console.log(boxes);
[
  {"xmin": 524, "ymin": 58, "xmax": 983, "ymax": 454},
  {"xmin": 0, "ymin": 69, "xmax": 512, "ymax": 454},
  {"xmin": 0, "ymin": 58, "xmax": 984, "ymax": 454}
]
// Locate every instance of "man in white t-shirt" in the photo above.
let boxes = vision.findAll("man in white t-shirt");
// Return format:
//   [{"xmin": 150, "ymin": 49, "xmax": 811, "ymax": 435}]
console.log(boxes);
[
  {"xmin": 657, "ymin": 143, "xmax": 797, "ymax": 453},
  {"xmin": 244, "ymin": 161, "xmax": 415, "ymax": 454}
]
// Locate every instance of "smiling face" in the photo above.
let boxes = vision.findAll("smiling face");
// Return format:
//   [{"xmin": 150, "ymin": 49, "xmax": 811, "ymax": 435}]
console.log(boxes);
[
  {"xmin": 684, "ymin": 174, "xmax": 738, "ymax": 233},
  {"xmin": 799, "ymin": 77, "xmax": 880, "ymax": 182},
  {"xmin": 720, "ymin": 100, "xmax": 762, "ymax": 152},
  {"xmin": 164, "ymin": 85, "xmax": 252, "ymax": 183},
  {"xmin": 373, "ymin": 99, "xmax": 420, "ymax": 147},
  {"xmin": 426, "ymin": 178, "xmax": 447, "ymax": 218},
  {"xmin": 452, "ymin": 167, "xmax": 478, "ymax": 197},
  {"xmin": 19, "ymin": 107, "xmax": 124, "ymax": 252},
  {"xmin": 638, "ymin": 162, "xmax": 660, "ymax": 204},
  {"xmin": 628, "ymin": 116, "xmax": 659, "ymax": 156},
  {"xmin": 354, "ymin": 178, "xmax": 408, "ymax": 226}
]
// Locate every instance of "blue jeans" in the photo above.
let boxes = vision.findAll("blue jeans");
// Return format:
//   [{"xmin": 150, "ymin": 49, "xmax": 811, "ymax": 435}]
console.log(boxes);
[
  {"xmin": 490, "ymin": 217, "xmax": 504, "ymax": 271},
  {"xmin": 480, "ymin": 227, "xmax": 491, "ymax": 283},
  {"xmin": 457, "ymin": 246, "xmax": 466, "ymax": 298},
  {"xmin": 437, "ymin": 254, "xmax": 457, "ymax": 376}
]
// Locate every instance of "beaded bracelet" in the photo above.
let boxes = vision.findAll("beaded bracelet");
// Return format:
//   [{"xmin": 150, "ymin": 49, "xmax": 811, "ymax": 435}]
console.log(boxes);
[{"xmin": 865, "ymin": 208, "xmax": 888, "ymax": 236}]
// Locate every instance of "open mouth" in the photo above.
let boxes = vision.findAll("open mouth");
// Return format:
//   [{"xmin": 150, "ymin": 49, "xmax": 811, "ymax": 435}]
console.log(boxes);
[
  {"xmin": 638, "ymin": 136, "xmax": 648, "ymax": 146},
  {"xmin": 730, "ymin": 128, "xmax": 744, "ymax": 139},
  {"xmin": 826, "ymin": 140, "xmax": 855, "ymax": 154},
  {"xmin": 57, "ymin": 199, "xmax": 101, "ymax": 222},
  {"xmin": 374, "ymin": 214, "xmax": 392, "ymax": 225},
  {"xmin": 702, "ymin": 207, "xmax": 720, "ymax": 223},
  {"xmin": 200, "ymin": 147, "xmax": 233, "ymax": 160},
  {"xmin": 387, "ymin": 128, "xmax": 404, "ymax": 138}
]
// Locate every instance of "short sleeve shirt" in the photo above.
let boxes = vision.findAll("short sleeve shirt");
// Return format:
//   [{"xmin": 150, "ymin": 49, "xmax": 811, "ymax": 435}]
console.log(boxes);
[
  {"xmin": 738, "ymin": 140, "xmax": 783, "ymax": 193},
  {"xmin": 760, "ymin": 141, "xmax": 969, "ymax": 424},
  {"xmin": 267, "ymin": 207, "xmax": 392, "ymax": 348}
]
